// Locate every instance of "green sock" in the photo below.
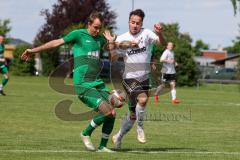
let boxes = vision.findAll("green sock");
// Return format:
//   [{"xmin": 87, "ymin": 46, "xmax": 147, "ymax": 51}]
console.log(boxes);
[
  {"xmin": 82, "ymin": 114, "xmax": 105, "ymax": 136},
  {"xmin": 99, "ymin": 138, "xmax": 108, "ymax": 149},
  {"xmin": 2, "ymin": 78, "xmax": 8, "ymax": 86},
  {"xmin": 99, "ymin": 116, "xmax": 115, "ymax": 148}
]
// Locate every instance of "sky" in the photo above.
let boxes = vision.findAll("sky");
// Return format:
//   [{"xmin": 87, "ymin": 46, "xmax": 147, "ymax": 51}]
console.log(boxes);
[{"xmin": 0, "ymin": 0, "xmax": 239, "ymax": 49}]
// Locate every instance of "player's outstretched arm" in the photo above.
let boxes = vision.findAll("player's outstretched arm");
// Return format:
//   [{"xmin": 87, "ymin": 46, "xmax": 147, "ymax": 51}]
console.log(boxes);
[
  {"xmin": 21, "ymin": 38, "xmax": 65, "ymax": 61},
  {"xmin": 154, "ymin": 23, "xmax": 166, "ymax": 46}
]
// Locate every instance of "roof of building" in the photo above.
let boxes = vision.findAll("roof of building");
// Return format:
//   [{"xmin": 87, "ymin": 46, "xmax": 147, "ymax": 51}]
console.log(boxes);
[{"xmin": 211, "ymin": 54, "xmax": 240, "ymax": 64}]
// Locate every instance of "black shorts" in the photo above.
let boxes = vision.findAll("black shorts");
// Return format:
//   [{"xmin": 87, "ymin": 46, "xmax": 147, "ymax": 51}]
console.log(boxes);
[
  {"xmin": 161, "ymin": 74, "xmax": 176, "ymax": 83},
  {"xmin": 122, "ymin": 78, "xmax": 149, "ymax": 114}
]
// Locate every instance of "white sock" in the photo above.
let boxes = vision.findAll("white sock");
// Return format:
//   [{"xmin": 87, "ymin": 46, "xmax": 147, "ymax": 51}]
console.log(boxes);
[
  {"xmin": 171, "ymin": 89, "xmax": 176, "ymax": 100},
  {"xmin": 0, "ymin": 84, "xmax": 2, "ymax": 90},
  {"xmin": 136, "ymin": 103, "xmax": 145, "ymax": 130},
  {"xmin": 117, "ymin": 112, "xmax": 135, "ymax": 140}
]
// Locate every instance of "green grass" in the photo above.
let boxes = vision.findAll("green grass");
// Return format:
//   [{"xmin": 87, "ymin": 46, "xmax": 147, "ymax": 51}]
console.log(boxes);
[{"xmin": 0, "ymin": 76, "xmax": 240, "ymax": 160}]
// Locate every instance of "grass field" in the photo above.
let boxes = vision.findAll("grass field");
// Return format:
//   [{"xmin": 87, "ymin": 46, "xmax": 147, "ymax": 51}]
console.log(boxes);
[{"xmin": 0, "ymin": 76, "xmax": 240, "ymax": 160}]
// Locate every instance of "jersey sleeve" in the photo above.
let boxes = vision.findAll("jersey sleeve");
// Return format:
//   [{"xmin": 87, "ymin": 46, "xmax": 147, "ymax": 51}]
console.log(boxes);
[
  {"xmin": 146, "ymin": 29, "xmax": 159, "ymax": 45},
  {"xmin": 160, "ymin": 50, "xmax": 168, "ymax": 61},
  {"xmin": 63, "ymin": 30, "xmax": 80, "ymax": 44}
]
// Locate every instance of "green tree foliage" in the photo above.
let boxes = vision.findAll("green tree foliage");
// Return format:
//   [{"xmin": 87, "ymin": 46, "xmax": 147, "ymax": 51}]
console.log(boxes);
[
  {"xmin": 153, "ymin": 23, "xmax": 198, "ymax": 86},
  {"xmin": 34, "ymin": 0, "xmax": 116, "ymax": 76},
  {"xmin": 231, "ymin": 0, "xmax": 240, "ymax": 15},
  {"xmin": 192, "ymin": 40, "xmax": 209, "ymax": 56},
  {"xmin": 11, "ymin": 45, "xmax": 35, "ymax": 76},
  {"xmin": 224, "ymin": 24, "xmax": 240, "ymax": 53},
  {"xmin": 0, "ymin": 19, "xmax": 11, "ymax": 36}
]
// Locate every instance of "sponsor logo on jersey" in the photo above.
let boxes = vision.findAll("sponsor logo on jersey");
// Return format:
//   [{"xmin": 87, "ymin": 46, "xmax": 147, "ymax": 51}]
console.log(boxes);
[
  {"xmin": 87, "ymin": 51, "xmax": 100, "ymax": 59},
  {"xmin": 127, "ymin": 47, "xmax": 146, "ymax": 56}
]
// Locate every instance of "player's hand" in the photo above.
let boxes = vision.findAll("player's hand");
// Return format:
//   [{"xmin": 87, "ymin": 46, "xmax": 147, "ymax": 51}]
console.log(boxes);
[
  {"xmin": 103, "ymin": 30, "xmax": 116, "ymax": 42},
  {"xmin": 154, "ymin": 23, "xmax": 163, "ymax": 34},
  {"xmin": 151, "ymin": 63, "xmax": 157, "ymax": 71},
  {"xmin": 168, "ymin": 59, "xmax": 175, "ymax": 64},
  {"xmin": 21, "ymin": 49, "xmax": 32, "ymax": 61}
]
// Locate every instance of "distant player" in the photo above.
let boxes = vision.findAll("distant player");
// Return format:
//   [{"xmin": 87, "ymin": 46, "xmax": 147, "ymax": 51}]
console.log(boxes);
[
  {"xmin": 21, "ymin": 12, "xmax": 118, "ymax": 152},
  {"xmin": 109, "ymin": 9, "xmax": 165, "ymax": 149},
  {"xmin": 0, "ymin": 35, "xmax": 9, "ymax": 96},
  {"xmin": 154, "ymin": 42, "xmax": 180, "ymax": 104}
]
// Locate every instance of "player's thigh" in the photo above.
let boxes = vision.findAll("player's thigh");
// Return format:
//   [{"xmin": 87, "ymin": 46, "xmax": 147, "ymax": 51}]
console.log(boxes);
[{"xmin": 78, "ymin": 86, "xmax": 108, "ymax": 109}]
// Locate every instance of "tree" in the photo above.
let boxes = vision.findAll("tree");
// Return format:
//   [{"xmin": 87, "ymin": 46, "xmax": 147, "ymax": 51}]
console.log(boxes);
[
  {"xmin": 192, "ymin": 40, "xmax": 209, "ymax": 56},
  {"xmin": 35, "ymin": 0, "xmax": 117, "ymax": 75},
  {"xmin": 153, "ymin": 23, "xmax": 198, "ymax": 86},
  {"xmin": 11, "ymin": 45, "xmax": 35, "ymax": 76},
  {"xmin": 229, "ymin": 0, "xmax": 240, "ymax": 80},
  {"xmin": 0, "ymin": 19, "xmax": 11, "ymax": 36},
  {"xmin": 231, "ymin": 0, "xmax": 240, "ymax": 15}
]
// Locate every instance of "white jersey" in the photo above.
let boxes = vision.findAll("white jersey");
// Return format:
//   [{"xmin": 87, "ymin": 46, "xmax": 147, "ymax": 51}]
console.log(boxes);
[
  {"xmin": 160, "ymin": 49, "xmax": 176, "ymax": 74},
  {"xmin": 116, "ymin": 28, "xmax": 158, "ymax": 81}
]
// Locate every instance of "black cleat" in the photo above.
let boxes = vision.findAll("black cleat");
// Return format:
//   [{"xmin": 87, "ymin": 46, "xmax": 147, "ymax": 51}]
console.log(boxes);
[{"xmin": 0, "ymin": 90, "xmax": 6, "ymax": 96}]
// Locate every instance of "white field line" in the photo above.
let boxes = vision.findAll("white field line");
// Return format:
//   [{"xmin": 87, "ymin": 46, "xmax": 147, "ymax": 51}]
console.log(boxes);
[
  {"xmin": 158, "ymin": 101, "xmax": 240, "ymax": 106},
  {"xmin": 1, "ymin": 149, "xmax": 240, "ymax": 155}
]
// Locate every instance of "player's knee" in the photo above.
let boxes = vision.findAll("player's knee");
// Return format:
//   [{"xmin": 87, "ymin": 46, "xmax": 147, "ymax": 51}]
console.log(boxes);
[
  {"xmin": 4, "ymin": 74, "xmax": 9, "ymax": 79},
  {"xmin": 137, "ymin": 93, "xmax": 148, "ymax": 106},
  {"xmin": 170, "ymin": 81, "xmax": 176, "ymax": 88},
  {"xmin": 129, "ymin": 112, "xmax": 136, "ymax": 121}
]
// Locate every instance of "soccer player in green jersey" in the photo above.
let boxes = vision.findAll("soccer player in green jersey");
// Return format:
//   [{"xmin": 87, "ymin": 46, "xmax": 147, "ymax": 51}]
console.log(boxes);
[
  {"xmin": 0, "ymin": 35, "xmax": 9, "ymax": 96},
  {"xmin": 21, "ymin": 12, "xmax": 117, "ymax": 152}
]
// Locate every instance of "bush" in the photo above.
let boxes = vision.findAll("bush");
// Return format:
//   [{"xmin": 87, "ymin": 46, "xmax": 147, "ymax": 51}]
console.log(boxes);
[{"xmin": 11, "ymin": 45, "xmax": 35, "ymax": 76}]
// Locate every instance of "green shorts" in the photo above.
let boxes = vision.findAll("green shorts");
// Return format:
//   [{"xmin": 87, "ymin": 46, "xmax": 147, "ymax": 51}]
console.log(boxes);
[
  {"xmin": 77, "ymin": 83, "xmax": 109, "ymax": 109},
  {"xmin": 0, "ymin": 65, "xmax": 8, "ymax": 75}
]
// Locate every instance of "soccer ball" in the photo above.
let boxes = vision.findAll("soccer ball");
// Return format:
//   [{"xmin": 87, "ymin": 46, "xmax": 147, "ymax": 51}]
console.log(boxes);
[{"xmin": 108, "ymin": 89, "xmax": 126, "ymax": 108}]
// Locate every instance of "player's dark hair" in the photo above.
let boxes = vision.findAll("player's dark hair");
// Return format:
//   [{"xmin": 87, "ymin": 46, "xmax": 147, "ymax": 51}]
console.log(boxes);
[
  {"xmin": 88, "ymin": 12, "xmax": 103, "ymax": 24},
  {"xmin": 129, "ymin": 9, "xmax": 145, "ymax": 21}
]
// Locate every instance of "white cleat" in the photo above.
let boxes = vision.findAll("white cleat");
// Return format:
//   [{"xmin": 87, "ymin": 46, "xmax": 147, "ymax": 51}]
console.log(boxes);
[
  {"xmin": 112, "ymin": 134, "xmax": 121, "ymax": 149},
  {"xmin": 80, "ymin": 132, "xmax": 95, "ymax": 151},
  {"xmin": 137, "ymin": 128, "xmax": 146, "ymax": 144},
  {"xmin": 97, "ymin": 147, "xmax": 116, "ymax": 153}
]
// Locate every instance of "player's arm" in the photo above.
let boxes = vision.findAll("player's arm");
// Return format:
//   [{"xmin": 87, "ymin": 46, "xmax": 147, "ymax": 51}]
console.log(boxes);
[
  {"xmin": 160, "ymin": 51, "xmax": 175, "ymax": 64},
  {"xmin": 150, "ymin": 44, "xmax": 158, "ymax": 70},
  {"xmin": 0, "ymin": 58, "xmax": 5, "ymax": 62},
  {"xmin": 153, "ymin": 23, "xmax": 166, "ymax": 46},
  {"xmin": 103, "ymin": 30, "xmax": 119, "ymax": 61},
  {"xmin": 21, "ymin": 38, "xmax": 65, "ymax": 61}
]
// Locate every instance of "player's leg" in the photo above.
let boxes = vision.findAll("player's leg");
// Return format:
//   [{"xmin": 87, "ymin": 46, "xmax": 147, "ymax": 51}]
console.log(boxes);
[
  {"xmin": 135, "ymin": 79, "xmax": 149, "ymax": 143},
  {"xmin": 98, "ymin": 106, "xmax": 116, "ymax": 152},
  {"xmin": 169, "ymin": 74, "xmax": 180, "ymax": 104},
  {"xmin": 136, "ymin": 92, "xmax": 148, "ymax": 143},
  {"xmin": 112, "ymin": 79, "xmax": 136, "ymax": 149},
  {"xmin": 154, "ymin": 74, "xmax": 167, "ymax": 103},
  {"xmin": 81, "ymin": 85, "xmax": 116, "ymax": 152},
  {"xmin": 79, "ymin": 85, "xmax": 115, "ymax": 151},
  {"xmin": 0, "ymin": 66, "xmax": 9, "ymax": 96}
]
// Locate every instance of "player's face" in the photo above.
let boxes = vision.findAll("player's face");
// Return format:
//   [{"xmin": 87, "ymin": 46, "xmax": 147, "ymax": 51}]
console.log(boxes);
[
  {"xmin": 167, "ymin": 42, "xmax": 173, "ymax": 50},
  {"xmin": 128, "ymin": 15, "xmax": 143, "ymax": 35},
  {"xmin": 88, "ymin": 18, "xmax": 102, "ymax": 37}
]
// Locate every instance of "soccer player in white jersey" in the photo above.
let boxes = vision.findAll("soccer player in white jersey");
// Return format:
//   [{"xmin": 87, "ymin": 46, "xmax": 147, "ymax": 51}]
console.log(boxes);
[
  {"xmin": 154, "ymin": 42, "xmax": 180, "ymax": 104},
  {"xmin": 110, "ymin": 9, "xmax": 165, "ymax": 149}
]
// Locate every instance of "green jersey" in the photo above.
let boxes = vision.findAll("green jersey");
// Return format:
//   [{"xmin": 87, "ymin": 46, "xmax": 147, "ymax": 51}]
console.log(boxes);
[
  {"xmin": 63, "ymin": 29, "xmax": 106, "ymax": 86},
  {"xmin": 0, "ymin": 44, "xmax": 5, "ymax": 68}
]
